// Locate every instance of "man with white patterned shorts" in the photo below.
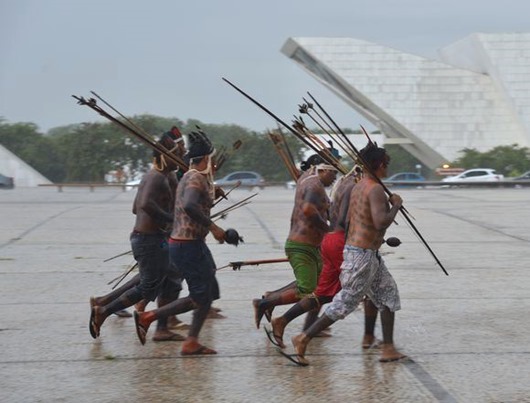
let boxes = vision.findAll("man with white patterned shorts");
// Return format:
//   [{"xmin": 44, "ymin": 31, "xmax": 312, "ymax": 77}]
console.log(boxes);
[
  {"xmin": 326, "ymin": 246, "xmax": 400, "ymax": 319},
  {"xmin": 288, "ymin": 143, "xmax": 407, "ymax": 365}
]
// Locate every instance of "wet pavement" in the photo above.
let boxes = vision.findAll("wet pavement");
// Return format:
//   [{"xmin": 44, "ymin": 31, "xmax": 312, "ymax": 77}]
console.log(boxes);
[{"xmin": 1, "ymin": 186, "xmax": 530, "ymax": 402}]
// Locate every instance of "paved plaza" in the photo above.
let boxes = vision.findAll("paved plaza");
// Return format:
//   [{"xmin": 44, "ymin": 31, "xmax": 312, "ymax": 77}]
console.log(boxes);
[{"xmin": 1, "ymin": 186, "xmax": 530, "ymax": 402}]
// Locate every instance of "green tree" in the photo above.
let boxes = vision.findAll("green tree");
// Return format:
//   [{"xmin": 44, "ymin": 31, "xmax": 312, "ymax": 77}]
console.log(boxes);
[
  {"xmin": 0, "ymin": 120, "xmax": 41, "ymax": 151},
  {"xmin": 453, "ymin": 144, "xmax": 530, "ymax": 176},
  {"xmin": 385, "ymin": 144, "xmax": 425, "ymax": 177},
  {"xmin": 54, "ymin": 122, "xmax": 153, "ymax": 182},
  {"xmin": 0, "ymin": 120, "xmax": 66, "ymax": 181},
  {"xmin": 0, "ymin": 116, "xmax": 325, "ymax": 183}
]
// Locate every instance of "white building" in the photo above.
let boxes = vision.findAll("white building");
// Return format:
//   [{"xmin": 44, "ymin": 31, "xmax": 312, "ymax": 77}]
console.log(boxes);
[
  {"xmin": 0, "ymin": 144, "xmax": 52, "ymax": 187},
  {"xmin": 281, "ymin": 33, "xmax": 530, "ymax": 169}
]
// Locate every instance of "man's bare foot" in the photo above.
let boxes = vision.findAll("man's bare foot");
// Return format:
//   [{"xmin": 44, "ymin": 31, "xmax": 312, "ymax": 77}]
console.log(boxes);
[
  {"xmin": 270, "ymin": 317, "xmax": 287, "ymax": 348},
  {"xmin": 93, "ymin": 306, "xmax": 106, "ymax": 324},
  {"xmin": 181, "ymin": 338, "xmax": 217, "ymax": 355},
  {"xmin": 362, "ymin": 335, "xmax": 382, "ymax": 349},
  {"xmin": 291, "ymin": 333, "xmax": 310, "ymax": 366},
  {"xmin": 207, "ymin": 308, "xmax": 226, "ymax": 319},
  {"xmin": 252, "ymin": 299, "xmax": 266, "ymax": 329},
  {"xmin": 315, "ymin": 329, "xmax": 332, "ymax": 337},
  {"xmin": 113, "ymin": 309, "xmax": 132, "ymax": 318},
  {"xmin": 133, "ymin": 311, "xmax": 154, "ymax": 345},
  {"xmin": 379, "ymin": 343, "xmax": 407, "ymax": 362},
  {"xmin": 135, "ymin": 299, "xmax": 148, "ymax": 312},
  {"xmin": 166, "ymin": 315, "xmax": 190, "ymax": 330},
  {"xmin": 262, "ymin": 293, "xmax": 274, "ymax": 322},
  {"xmin": 167, "ymin": 315, "xmax": 181, "ymax": 328},
  {"xmin": 90, "ymin": 296, "xmax": 106, "ymax": 307},
  {"xmin": 91, "ymin": 306, "xmax": 106, "ymax": 338},
  {"xmin": 89, "ymin": 297, "xmax": 98, "ymax": 338},
  {"xmin": 152, "ymin": 329, "xmax": 186, "ymax": 342}
]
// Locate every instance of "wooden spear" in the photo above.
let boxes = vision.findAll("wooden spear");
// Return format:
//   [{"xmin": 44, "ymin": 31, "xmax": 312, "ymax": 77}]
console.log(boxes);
[
  {"xmin": 222, "ymin": 78, "xmax": 447, "ymax": 276},
  {"xmin": 72, "ymin": 94, "xmax": 188, "ymax": 172},
  {"xmin": 217, "ymin": 257, "xmax": 289, "ymax": 271},
  {"xmin": 306, "ymin": 91, "xmax": 447, "ymax": 275}
]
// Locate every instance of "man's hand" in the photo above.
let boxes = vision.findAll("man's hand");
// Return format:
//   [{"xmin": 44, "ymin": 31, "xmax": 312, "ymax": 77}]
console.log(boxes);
[
  {"xmin": 214, "ymin": 186, "xmax": 226, "ymax": 200},
  {"xmin": 209, "ymin": 222, "xmax": 225, "ymax": 243},
  {"xmin": 389, "ymin": 194, "xmax": 403, "ymax": 208}
]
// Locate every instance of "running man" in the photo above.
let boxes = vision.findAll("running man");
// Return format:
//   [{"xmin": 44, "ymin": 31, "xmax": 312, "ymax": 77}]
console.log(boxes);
[
  {"xmin": 287, "ymin": 143, "xmax": 407, "ymax": 365},
  {"xmin": 252, "ymin": 154, "xmax": 337, "ymax": 329},
  {"xmin": 133, "ymin": 130, "xmax": 229, "ymax": 355},
  {"xmin": 268, "ymin": 167, "xmax": 381, "ymax": 348},
  {"xmin": 89, "ymin": 129, "xmax": 184, "ymax": 341}
]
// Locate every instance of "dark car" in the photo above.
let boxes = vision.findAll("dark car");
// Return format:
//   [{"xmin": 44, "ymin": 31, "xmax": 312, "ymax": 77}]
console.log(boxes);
[
  {"xmin": 383, "ymin": 172, "xmax": 425, "ymax": 188},
  {"xmin": 0, "ymin": 173, "xmax": 15, "ymax": 189},
  {"xmin": 510, "ymin": 171, "xmax": 530, "ymax": 180},
  {"xmin": 214, "ymin": 171, "xmax": 265, "ymax": 189}
]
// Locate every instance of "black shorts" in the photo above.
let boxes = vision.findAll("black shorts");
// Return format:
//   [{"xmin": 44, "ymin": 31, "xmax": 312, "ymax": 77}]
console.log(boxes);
[{"xmin": 169, "ymin": 239, "xmax": 219, "ymax": 305}]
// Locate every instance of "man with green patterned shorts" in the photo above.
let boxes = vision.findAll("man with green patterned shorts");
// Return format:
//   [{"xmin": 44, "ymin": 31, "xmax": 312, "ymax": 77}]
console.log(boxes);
[
  {"xmin": 252, "ymin": 154, "xmax": 337, "ymax": 329},
  {"xmin": 284, "ymin": 239, "xmax": 322, "ymax": 297}
]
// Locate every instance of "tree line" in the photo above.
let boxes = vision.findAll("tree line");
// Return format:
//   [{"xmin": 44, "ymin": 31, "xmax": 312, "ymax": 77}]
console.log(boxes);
[
  {"xmin": 0, "ymin": 116, "xmax": 306, "ymax": 183},
  {"xmin": 1, "ymin": 116, "xmax": 529, "ymax": 182},
  {"xmin": 451, "ymin": 145, "xmax": 530, "ymax": 177}
]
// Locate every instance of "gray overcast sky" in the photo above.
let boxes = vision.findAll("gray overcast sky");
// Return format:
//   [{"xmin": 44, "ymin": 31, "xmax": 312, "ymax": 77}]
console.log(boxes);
[{"xmin": 1, "ymin": 0, "xmax": 529, "ymax": 133}]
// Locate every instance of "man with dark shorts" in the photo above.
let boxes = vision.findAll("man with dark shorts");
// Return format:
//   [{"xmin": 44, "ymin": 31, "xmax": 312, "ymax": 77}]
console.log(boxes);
[
  {"xmin": 252, "ymin": 154, "xmax": 337, "ymax": 330},
  {"xmin": 89, "ymin": 130, "xmax": 184, "ymax": 341},
  {"xmin": 287, "ymin": 143, "xmax": 407, "ymax": 365},
  {"xmin": 133, "ymin": 130, "xmax": 227, "ymax": 355}
]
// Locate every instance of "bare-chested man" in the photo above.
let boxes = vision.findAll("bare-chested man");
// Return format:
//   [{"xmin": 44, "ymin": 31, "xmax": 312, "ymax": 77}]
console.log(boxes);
[
  {"xmin": 89, "ymin": 130, "xmax": 184, "ymax": 340},
  {"xmin": 287, "ymin": 143, "xmax": 407, "ymax": 365},
  {"xmin": 133, "ymin": 130, "xmax": 227, "ymax": 355},
  {"xmin": 252, "ymin": 154, "xmax": 337, "ymax": 329},
  {"xmin": 268, "ymin": 168, "xmax": 381, "ymax": 349}
]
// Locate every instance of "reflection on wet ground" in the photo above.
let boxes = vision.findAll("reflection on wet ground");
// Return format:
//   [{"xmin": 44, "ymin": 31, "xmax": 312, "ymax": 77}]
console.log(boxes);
[{"xmin": 1, "ymin": 187, "xmax": 530, "ymax": 402}]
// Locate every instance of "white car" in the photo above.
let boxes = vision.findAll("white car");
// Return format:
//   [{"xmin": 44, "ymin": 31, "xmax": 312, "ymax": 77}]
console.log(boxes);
[
  {"xmin": 441, "ymin": 168, "xmax": 504, "ymax": 182},
  {"xmin": 285, "ymin": 180, "xmax": 296, "ymax": 189},
  {"xmin": 125, "ymin": 178, "xmax": 142, "ymax": 191}
]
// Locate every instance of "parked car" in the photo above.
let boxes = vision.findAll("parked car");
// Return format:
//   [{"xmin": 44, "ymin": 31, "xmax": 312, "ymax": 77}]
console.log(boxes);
[
  {"xmin": 0, "ymin": 173, "xmax": 15, "ymax": 189},
  {"xmin": 214, "ymin": 171, "xmax": 265, "ymax": 189},
  {"xmin": 441, "ymin": 168, "xmax": 504, "ymax": 182},
  {"xmin": 125, "ymin": 178, "xmax": 142, "ymax": 191},
  {"xmin": 384, "ymin": 172, "xmax": 426, "ymax": 182},
  {"xmin": 509, "ymin": 171, "xmax": 530, "ymax": 180},
  {"xmin": 383, "ymin": 172, "xmax": 426, "ymax": 188},
  {"xmin": 285, "ymin": 180, "xmax": 296, "ymax": 189}
]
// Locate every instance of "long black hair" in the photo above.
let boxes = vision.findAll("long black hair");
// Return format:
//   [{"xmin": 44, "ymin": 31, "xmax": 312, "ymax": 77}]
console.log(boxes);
[{"xmin": 360, "ymin": 143, "xmax": 388, "ymax": 171}]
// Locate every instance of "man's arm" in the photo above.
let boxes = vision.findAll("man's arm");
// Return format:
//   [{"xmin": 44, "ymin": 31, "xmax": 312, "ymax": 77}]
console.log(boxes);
[
  {"xmin": 132, "ymin": 191, "xmax": 139, "ymax": 215},
  {"xmin": 369, "ymin": 186, "xmax": 402, "ymax": 230},
  {"xmin": 137, "ymin": 175, "xmax": 173, "ymax": 226},
  {"xmin": 301, "ymin": 188, "xmax": 330, "ymax": 232},
  {"xmin": 335, "ymin": 183, "xmax": 354, "ymax": 231},
  {"xmin": 182, "ymin": 186, "xmax": 225, "ymax": 243}
]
